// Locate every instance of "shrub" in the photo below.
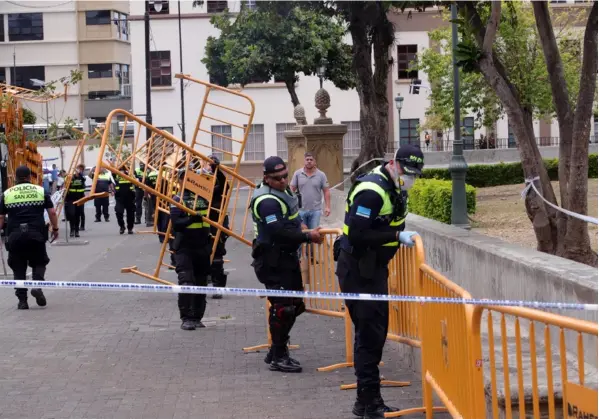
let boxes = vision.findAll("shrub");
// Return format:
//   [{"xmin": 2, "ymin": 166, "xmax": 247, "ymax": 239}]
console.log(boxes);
[
  {"xmin": 409, "ymin": 179, "xmax": 476, "ymax": 224},
  {"xmin": 421, "ymin": 154, "xmax": 598, "ymax": 187}
]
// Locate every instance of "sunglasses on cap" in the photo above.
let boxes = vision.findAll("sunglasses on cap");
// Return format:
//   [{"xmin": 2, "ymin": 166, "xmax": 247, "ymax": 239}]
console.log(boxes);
[{"xmin": 268, "ymin": 173, "xmax": 289, "ymax": 182}]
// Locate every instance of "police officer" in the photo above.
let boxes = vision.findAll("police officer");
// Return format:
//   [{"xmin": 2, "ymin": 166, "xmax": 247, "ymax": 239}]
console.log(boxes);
[
  {"xmin": 250, "ymin": 156, "xmax": 323, "ymax": 373},
  {"xmin": 114, "ymin": 167, "xmax": 135, "ymax": 234},
  {"xmin": 90, "ymin": 167, "xmax": 112, "ymax": 222},
  {"xmin": 65, "ymin": 164, "xmax": 86, "ymax": 237},
  {"xmin": 0, "ymin": 166, "xmax": 59, "ymax": 309},
  {"xmin": 336, "ymin": 145, "xmax": 423, "ymax": 418},
  {"xmin": 203, "ymin": 155, "xmax": 229, "ymax": 299},
  {"xmin": 170, "ymin": 168, "xmax": 211, "ymax": 331},
  {"xmin": 145, "ymin": 168, "xmax": 158, "ymax": 227},
  {"xmin": 134, "ymin": 163, "xmax": 145, "ymax": 224}
]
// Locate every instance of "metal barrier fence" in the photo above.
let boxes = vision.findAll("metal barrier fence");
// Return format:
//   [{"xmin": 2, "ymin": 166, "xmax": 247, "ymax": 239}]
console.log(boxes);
[{"xmin": 468, "ymin": 305, "xmax": 598, "ymax": 419}]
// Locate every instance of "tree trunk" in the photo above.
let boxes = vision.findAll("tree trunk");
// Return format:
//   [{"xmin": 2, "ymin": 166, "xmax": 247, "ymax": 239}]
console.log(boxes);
[
  {"xmin": 459, "ymin": 2, "xmax": 560, "ymax": 254},
  {"xmin": 533, "ymin": 1, "xmax": 598, "ymax": 267},
  {"xmin": 285, "ymin": 80, "xmax": 300, "ymax": 108},
  {"xmin": 347, "ymin": 4, "xmax": 391, "ymax": 177}
]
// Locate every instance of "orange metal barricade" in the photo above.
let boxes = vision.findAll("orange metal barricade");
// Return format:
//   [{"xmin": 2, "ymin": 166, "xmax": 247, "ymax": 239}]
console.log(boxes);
[{"xmin": 468, "ymin": 305, "xmax": 598, "ymax": 419}]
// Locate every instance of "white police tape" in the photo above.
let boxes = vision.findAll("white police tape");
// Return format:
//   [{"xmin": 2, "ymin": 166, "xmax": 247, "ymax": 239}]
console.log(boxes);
[
  {"xmin": 522, "ymin": 176, "xmax": 599, "ymax": 225},
  {"xmin": 0, "ymin": 280, "xmax": 596, "ymax": 311}
]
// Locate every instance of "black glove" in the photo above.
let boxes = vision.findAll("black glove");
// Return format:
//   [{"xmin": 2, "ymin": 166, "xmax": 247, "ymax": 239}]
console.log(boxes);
[{"xmin": 190, "ymin": 214, "xmax": 204, "ymax": 223}]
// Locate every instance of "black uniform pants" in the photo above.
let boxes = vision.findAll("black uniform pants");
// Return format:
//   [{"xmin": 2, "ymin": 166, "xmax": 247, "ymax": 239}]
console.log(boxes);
[
  {"xmin": 146, "ymin": 195, "xmax": 156, "ymax": 225},
  {"xmin": 336, "ymin": 249, "xmax": 389, "ymax": 391},
  {"xmin": 65, "ymin": 201, "xmax": 83, "ymax": 233},
  {"xmin": 157, "ymin": 211, "xmax": 169, "ymax": 243},
  {"xmin": 6, "ymin": 232, "xmax": 50, "ymax": 300},
  {"xmin": 94, "ymin": 197, "xmax": 109, "ymax": 221},
  {"xmin": 209, "ymin": 214, "xmax": 229, "ymax": 287},
  {"xmin": 253, "ymin": 252, "xmax": 305, "ymax": 353},
  {"xmin": 175, "ymin": 243, "xmax": 211, "ymax": 321},
  {"xmin": 115, "ymin": 197, "xmax": 135, "ymax": 230},
  {"xmin": 135, "ymin": 188, "xmax": 144, "ymax": 220}
]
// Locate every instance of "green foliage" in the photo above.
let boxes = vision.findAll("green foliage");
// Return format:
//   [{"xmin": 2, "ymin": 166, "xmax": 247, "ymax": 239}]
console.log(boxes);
[
  {"xmin": 202, "ymin": 4, "xmax": 354, "ymax": 101},
  {"xmin": 417, "ymin": 2, "xmax": 586, "ymax": 130},
  {"xmin": 409, "ymin": 178, "xmax": 476, "ymax": 224},
  {"xmin": 421, "ymin": 154, "xmax": 599, "ymax": 188},
  {"xmin": 22, "ymin": 108, "xmax": 37, "ymax": 124}
]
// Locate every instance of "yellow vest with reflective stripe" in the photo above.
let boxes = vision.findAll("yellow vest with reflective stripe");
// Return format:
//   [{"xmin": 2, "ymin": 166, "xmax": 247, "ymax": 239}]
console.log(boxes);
[
  {"xmin": 250, "ymin": 184, "xmax": 300, "ymax": 243},
  {"xmin": 343, "ymin": 166, "xmax": 405, "ymax": 247},
  {"xmin": 181, "ymin": 193, "xmax": 210, "ymax": 229}
]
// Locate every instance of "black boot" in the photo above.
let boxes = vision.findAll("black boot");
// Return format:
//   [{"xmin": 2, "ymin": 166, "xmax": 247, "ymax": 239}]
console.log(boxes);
[
  {"xmin": 74, "ymin": 230, "xmax": 80, "ymax": 238},
  {"xmin": 95, "ymin": 218, "xmax": 101, "ymax": 222},
  {"xmin": 264, "ymin": 344, "xmax": 300, "ymax": 366},
  {"xmin": 17, "ymin": 299, "xmax": 29, "ymax": 310},
  {"xmin": 353, "ymin": 386, "xmax": 398, "ymax": 418},
  {"xmin": 211, "ymin": 271, "xmax": 227, "ymax": 299},
  {"xmin": 135, "ymin": 217, "xmax": 141, "ymax": 225},
  {"xmin": 180, "ymin": 320, "xmax": 196, "ymax": 330},
  {"xmin": 128, "ymin": 228, "xmax": 134, "ymax": 234},
  {"xmin": 119, "ymin": 226, "xmax": 125, "ymax": 235},
  {"xmin": 31, "ymin": 289, "xmax": 47, "ymax": 307},
  {"xmin": 268, "ymin": 344, "xmax": 302, "ymax": 373}
]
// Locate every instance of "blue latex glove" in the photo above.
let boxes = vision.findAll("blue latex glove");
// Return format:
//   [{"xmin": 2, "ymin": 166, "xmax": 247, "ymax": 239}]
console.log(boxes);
[{"xmin": 399, "ymin": 231, "xmax": 418, "ymax": 248}]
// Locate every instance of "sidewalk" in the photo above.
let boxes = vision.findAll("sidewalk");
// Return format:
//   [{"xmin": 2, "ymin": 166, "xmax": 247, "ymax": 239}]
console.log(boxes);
[{"xmin": 0, "ymin": 215, "xmax": 431, "ymax": 419}]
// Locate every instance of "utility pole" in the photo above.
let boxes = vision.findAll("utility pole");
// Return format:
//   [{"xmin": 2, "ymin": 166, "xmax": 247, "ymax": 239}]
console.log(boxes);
[
  {"xmin": 178, "ymin": 0, "xmax": 186, "ymax": 143},
  {"xmin": 449, "ymin": 4, "xmax": 469, "ymax": 228},
  {"xmin": 144, "ymin": 2, "xmax": 153, "ymax": 140}
]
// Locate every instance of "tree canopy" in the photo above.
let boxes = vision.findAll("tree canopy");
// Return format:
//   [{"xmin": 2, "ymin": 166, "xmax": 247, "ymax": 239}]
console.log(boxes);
[{"xmin": 203, "ymin": 4, "xmax": 354, "ymax": 107}]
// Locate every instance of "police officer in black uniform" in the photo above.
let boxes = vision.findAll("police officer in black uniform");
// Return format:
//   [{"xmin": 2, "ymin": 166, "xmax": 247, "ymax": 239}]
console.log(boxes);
[
  {"xmin": 0, "ymin": 166, "xmax": 59, "ymax": 309},
  {"xmin": 250, "ymin": 156, "xmax": 323, "ymax": 373},
  {"xmin": 90, "ymin": 167, "xmax": 112, "ymax": 222},
  {"xmin": 336, "ymin": 145, "xmax": 423, "ymax": 418},
  {"xmin": 204, "ymin": 155, "xmax": 229, "ymax": 299},
  {"xmin": 65, "ymin": 164, "xmax": 86, "ymax": 237},
  {"xmin": 134, "ymin": 163, "xmax": 145, "ymax": 225},
  {"xmin": 170, "ymin": 168, "xmax": 212, "ymax": 331},
  {"xmin": 114, "ymin": 167, "xmax": 135, "ymax": 235}
]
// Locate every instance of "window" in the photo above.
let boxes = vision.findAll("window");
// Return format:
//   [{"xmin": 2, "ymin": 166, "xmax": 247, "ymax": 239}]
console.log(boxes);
[
  {"xmin": 400, "ymin": 119, "xmax": 420, "ymax": 146},
  {"xmin": 211, "ymin": 125, "xmax": 233, "ymax": 161},
  {"xmin": 241, "ymin": 0, "xmax": 257, "ymax": 11},
  {"xmin": 397, "ymin": 45, "xmax": 418, "ymax": 80},
  {"xmin": 462, "ymin": 117, "xmax": 475, "ymax": 150},
  {"xmin": 85, "ymin": 10, "xmax": 111, "ymax": 26},
  {"xmin": 113, "ymin": 11, "xmax": 129, "ymax": 41},
  {"xmin": 276, "ymin": 123, "xmax": 295, "ymax": 160},
  {"xmin": 14, "ymin": 66, "xmax": 44, "ymax": 90},
  {"xmin": 0, "ymin": 68, "xmax": 5, "ymax": 83},
  {"xmin": 116, "ymin": 64, "xmax": 130, "ymax": 86},
  {"xmin": 507, "ymin": 123, "xmax": 517, "ymax": 148},
  {"xmin": 88, "ymin": 64, "xmax": 112, "ymax": 79},
  {"xmin": 8, "ymin": 13, "xmax": 43, "ymax": 42},
  {"xmin": 341, "ymin": 121, "xmax": 361, "ymax": 157},
  {"xmin": 0, "ymin": 15, "xmax": 4, "ymax": 42},
  {"xmin": 147, "ymin": 1, "xmax": 169, "ymax": 14},
  {"xmin": 244, "ymin": 124, "xmax": 265, "ymax": 161},
  {"xmin": 158, "ymin": 126, "xmax": 173, "ymax": 134},
  {"xmin": 150, "ymin": 51, "xmax": 171, "ymax": 87},
  {"xmin": 207, "ymin": 1, "xmax": 228, "ymax": 13}
]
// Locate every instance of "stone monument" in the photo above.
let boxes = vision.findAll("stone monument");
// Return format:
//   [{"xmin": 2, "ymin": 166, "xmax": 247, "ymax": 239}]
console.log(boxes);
[{"xmin": 300, "ymin": 87, "xmax": 347, "ymax": 190}]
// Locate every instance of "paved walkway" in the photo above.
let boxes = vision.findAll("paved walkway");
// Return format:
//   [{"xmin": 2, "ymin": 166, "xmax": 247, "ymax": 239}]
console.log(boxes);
[{"xmin": 0, "ymin": 206, "xmax": 430, "ymax": 419}]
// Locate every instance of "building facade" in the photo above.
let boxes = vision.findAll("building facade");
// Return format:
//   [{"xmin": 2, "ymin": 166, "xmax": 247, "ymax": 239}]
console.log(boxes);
[
  {"xmin": 128, "ymin": 0, "xmax": 597, "ymax": 174},
  {"xmin": 0, "ymin": 0, "xmax": 131, "ymax": 124}
]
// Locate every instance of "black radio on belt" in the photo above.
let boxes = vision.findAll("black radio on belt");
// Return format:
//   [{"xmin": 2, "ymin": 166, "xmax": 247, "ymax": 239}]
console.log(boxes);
[{"xmin": 297, "ymin": 192, "xmax": 303, "ymax": 209}]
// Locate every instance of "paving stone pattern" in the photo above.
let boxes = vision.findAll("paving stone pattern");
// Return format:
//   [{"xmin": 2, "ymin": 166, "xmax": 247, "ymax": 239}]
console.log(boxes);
[{"xmin": 0, "ymin": 210, "xmax": 432, "ymax": 419}]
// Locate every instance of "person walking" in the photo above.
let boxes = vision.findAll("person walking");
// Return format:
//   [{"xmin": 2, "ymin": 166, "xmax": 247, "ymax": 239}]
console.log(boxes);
[{"xmin": 0, "ymin": 166, "xmax": 59, "ymax": 309}]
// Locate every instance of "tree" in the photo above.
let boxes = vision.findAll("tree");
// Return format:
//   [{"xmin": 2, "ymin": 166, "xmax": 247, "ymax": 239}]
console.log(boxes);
[
  {"xmin": 450, "ymin": 1, "xmax": 597, "ymax": 266},
  {"xmin": 22, "ymin": 108, "xmax": 37, "ymax": 125},
  {"xmin": 202, "ymin": 3, "xmax": 354, "ymax": 108}
]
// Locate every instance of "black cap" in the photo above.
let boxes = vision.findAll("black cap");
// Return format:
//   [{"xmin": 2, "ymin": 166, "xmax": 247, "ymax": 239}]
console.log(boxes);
[
  {"xmin": 15, "ymin": 165, "xmax": 31, "ymax": 179},
  {"xmin": 263, "ymin": 156, "xmax": 286, "ymax": 175},
  {"xmin": 394, "ymin": 144, "xmax": 424, "ymax": 175}
]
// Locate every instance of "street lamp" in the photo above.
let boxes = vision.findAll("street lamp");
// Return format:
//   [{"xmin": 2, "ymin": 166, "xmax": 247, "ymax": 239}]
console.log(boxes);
[
  {"xmin": 395, "ymin": 94, "xmax": 404, "ymax": 148},
  {"xmin": 449, "ymin": 3, "xmax": 469, "ymax": 229},
  {"xmin": 317, "ymin": 60, "xmax": 327, "ymax": 89},
  {"xmin": 30, "ymin": 78, "xmax": 49, "ymax": 142}
]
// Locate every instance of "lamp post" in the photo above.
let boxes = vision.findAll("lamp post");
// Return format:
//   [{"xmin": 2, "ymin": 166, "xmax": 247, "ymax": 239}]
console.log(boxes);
[
  {"xmin": 317, "ymin": 60, "xmax": 327, "ymax": 89},
  {"xmin": 395, "ymin": 94, "xmax": 404, "ymax": 148},
  {"xmin": 449, "ymin": 4, "xmax": 469, "ymax": 229}
]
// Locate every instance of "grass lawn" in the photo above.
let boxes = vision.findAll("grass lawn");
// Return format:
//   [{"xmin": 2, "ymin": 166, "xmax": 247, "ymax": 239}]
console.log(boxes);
[{"xmin": 471, "ymin": 178, "xmax": 598, "ymax": 252}]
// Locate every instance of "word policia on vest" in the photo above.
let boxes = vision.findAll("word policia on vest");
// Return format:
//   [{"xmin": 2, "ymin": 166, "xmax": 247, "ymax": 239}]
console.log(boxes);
[{"xmin": 5, "ymin": 184, "xmax": 45, "ymax": 206}]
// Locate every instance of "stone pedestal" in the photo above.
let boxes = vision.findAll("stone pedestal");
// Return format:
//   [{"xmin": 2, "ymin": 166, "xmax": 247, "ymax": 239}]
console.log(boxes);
[
  {"xmin": 284, "ymin": 129, "xmax": 307, "ymax": 177},
  {"xmin": 301, "ymin": 124, "xmax": 347, "ymax": 191}
]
